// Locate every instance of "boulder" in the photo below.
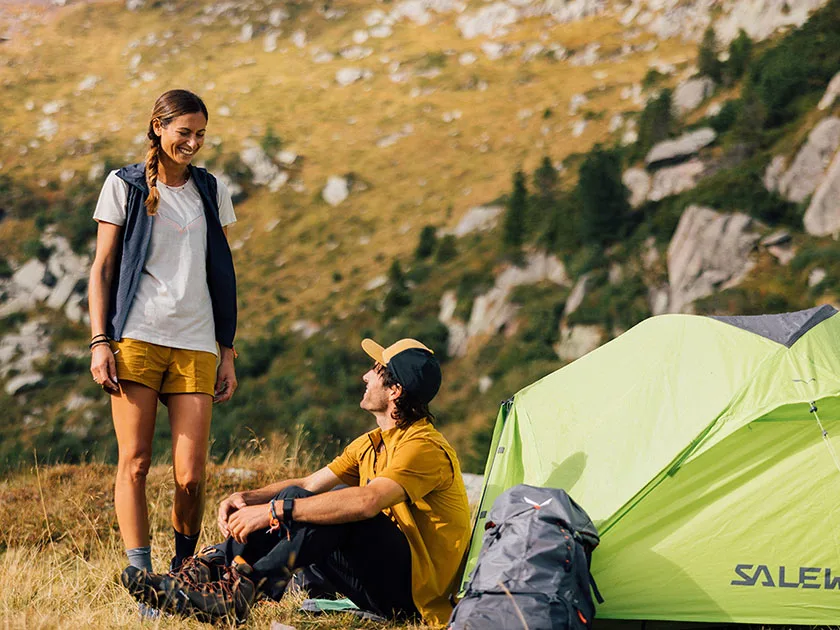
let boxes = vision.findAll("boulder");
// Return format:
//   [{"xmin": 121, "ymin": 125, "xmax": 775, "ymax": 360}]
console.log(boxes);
[
  {"xmin": 667, "ymin": 205, "xmax": 761, "ymax": 313},
  {"xmin": 645, "ymin": 128, "xmax": 716, "ymax": 167},
  {"xmin": 336, "ymin": 67, "xmax": 371, "ymax": 86},
  {"xmin": 563, "ymin": 273, "xmax": 590, "ymax": 318},
  {"xmin": 672, "ymin": 77, "xmax": 715, "ymax": 116},
  {"xmin": 438, "ymin": 290, "xmax": 469, "ymax": 357},
  {"xmin": 648, "ymin": 286, "xmax": 669, "ymax": 315},
  {"xmin": 778, "ymin": 117, "xmax": 840, "ymax": 203},
  {"xmin": 290, "ymin": 320, "xmax": 321, "ymax": 339},
  {"xmin": 555, "ymin": 323, "xmax": 603, "ymax": 362},
  {"xmin": 818, "ymin": 72, "xmax": 840, "ymax": 111},
  {"xmin": 5, "ymin": 373, "xmax": 43, "ymax": 396},
  {"xmin": 803, "ymin": 149, "xmax": 840, "ymax": 236},
  {"xmin": 761, "ymin": 230, "xmax": 795, "ymax": 265},
  {"xmin": 462, "ymin": 472, "xmax": 484, "ymax": 505},
  {"xmin": 648, "ymin": 159, "xmax": 705, "ymax": 202},
  {"xmin": 446, "ymin": 205, "xmax": 504, "ymax": 237},
  {"xmin": 622, "ymin": 167, "xmax": 651, "ymax": 208},
  {"xmin": 322, "ymin": 176, "xmax": 350, "ymax": 206},
  {"xmin": 763, "ymin": 155, "xmax": 787, "ymax": 192},
  {"xmin": 809, "ymin": 268, "xmax": 827, "ymax": 288}
]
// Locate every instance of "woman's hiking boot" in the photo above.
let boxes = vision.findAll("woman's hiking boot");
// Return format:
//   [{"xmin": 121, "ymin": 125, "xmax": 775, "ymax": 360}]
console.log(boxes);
[{"xmin": 121, "ymin": 546, "xmax": 226, "ymax": 615}]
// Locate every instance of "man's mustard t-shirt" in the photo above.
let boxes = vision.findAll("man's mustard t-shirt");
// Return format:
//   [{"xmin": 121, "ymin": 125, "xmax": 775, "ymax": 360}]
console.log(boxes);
[{"xmin": 327, "ymin": 418, "xmax": 471, "ymax": 626}]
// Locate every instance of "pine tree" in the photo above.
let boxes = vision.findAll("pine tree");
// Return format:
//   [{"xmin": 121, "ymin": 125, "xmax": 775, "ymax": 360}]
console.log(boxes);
[
  {"xmin": 415, "ymin": 225, "xmax": 437, "ymax": 259},
  {"xmin": 725, "ymin": 29, "xmax": 753, "ymax": 84},
  {"xmin": 383, "ymin": 259, "xmax": 411, "ymax": 318},
  {"xmin": 576, "ymin": 146, "xmax": 630, "ymax": 246},
  {"xmin": 732, "ymin": 79, "xmax": 767, "ymax": 153},
  {"xmin": 503, "ymin": 170, "xmax": 527, "ymax": 251},
  {"xmin": 531, "ymin": 157, "xmax": 558, "ymax": 236},
  {"xmin": 698, "ymin": 26, "xmax": 722, "ymax": 83},
  {"xmin": 635, "ymin": 89, "xmax": 674, "ymax": 159}
]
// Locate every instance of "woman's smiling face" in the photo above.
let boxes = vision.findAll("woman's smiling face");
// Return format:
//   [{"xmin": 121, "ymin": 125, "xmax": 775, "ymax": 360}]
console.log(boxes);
[{"xmin": 153, "ymin": 111, "xmax": 207, "ymax": 167}]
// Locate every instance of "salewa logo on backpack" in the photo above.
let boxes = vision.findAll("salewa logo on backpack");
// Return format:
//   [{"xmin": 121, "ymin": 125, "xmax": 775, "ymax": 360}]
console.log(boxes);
[
  {"xmin": 731, "ymin": 564, "xmax": 840, "ymax": 589},
  {"xmin": 523, "ymin": 497, "xmax": 552, "ymax": 509}
]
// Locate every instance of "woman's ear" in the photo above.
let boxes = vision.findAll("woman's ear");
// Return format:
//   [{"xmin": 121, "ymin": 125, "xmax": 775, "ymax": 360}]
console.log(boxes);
[{"xmin": 151, "ymin": 118, "xmax": 162, "ymax": 137}]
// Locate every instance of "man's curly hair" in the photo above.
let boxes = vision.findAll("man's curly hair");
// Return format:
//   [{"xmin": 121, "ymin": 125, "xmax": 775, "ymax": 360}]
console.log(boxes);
[{"xmin": 374, "ymin": 362, "xmax": 435, "ymax": 429}]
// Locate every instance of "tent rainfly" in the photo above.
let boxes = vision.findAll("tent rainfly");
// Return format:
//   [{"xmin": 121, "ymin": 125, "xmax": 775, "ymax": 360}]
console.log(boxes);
[{"xmin": 462, "ymin": 306, "xmax": 840, "ymax": 624}]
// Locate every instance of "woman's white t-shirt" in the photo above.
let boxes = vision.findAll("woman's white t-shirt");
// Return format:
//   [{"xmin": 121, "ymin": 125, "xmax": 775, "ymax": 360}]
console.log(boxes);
[{"xmin": 93, "ymin": 170, "xmax": 236, "ymax": 356}]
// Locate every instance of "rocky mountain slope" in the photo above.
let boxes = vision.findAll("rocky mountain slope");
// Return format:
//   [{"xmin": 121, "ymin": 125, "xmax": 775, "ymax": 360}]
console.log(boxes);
[{"xmin": 1, "ymin": 0, "xmax": 839, "ymax": 472}]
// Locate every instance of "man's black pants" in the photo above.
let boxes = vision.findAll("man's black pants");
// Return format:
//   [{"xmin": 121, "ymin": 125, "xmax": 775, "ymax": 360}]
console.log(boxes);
[{"xmin": 215, "ymin": 486, "xmax": 418, "ymax": 620}]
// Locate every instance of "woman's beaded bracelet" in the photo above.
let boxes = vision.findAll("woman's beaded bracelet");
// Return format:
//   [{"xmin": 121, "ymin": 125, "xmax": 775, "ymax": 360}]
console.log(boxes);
[{"xmin": 89, "ymin": 338, "xmax": 110, "ymax": 351}]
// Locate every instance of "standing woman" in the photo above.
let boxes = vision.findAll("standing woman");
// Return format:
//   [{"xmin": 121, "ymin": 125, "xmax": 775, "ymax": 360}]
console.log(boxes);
[{"xmin": 88, "ymin": 89, "xmax": 238, "ymax": 578}]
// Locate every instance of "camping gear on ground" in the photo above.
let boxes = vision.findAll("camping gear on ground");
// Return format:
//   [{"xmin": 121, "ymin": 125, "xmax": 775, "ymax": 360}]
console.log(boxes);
[
  {"xmin": 450, "ymin": 485, "xmax": 601, "ymax": 630},
  {"xmin": 463, "ymin": 306, "xmax": 840, "ymax": 625}
]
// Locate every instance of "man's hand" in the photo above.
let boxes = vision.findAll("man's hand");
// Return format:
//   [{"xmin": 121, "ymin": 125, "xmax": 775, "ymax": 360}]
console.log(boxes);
[
  {"xmin": 218, "ymin": 492, "xmax": 247, "ymax": 537},
  {"xmin": 227, "ymin": 503, "xmax": 272, "ymax": 543}
]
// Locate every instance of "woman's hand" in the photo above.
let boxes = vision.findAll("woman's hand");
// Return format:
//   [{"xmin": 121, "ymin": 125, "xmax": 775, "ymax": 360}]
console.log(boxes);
[
  {"xmin": 227, "ymin": 503, "xmax": 271, "ymax": 543},
  {"xmin": 90, "ymin": 344, "xmax": 119, "ymax": 392},
  {"xmin": 218, "ymin": 491, "xmax": 247, "ymax": 537},
  {"xmin": 214, "ymin": 347, "xmax": 237, "ymax": 403}
]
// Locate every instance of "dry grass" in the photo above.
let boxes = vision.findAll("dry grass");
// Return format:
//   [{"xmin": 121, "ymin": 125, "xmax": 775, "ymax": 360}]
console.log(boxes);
[{"xmin": 0, "ymin": 436, "xmax": 433, "ymax": 629}]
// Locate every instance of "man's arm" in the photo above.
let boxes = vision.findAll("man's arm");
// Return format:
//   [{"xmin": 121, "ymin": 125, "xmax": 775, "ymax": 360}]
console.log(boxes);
[
  {"xmin": 226, "ymin": 476, "xmax": 408, "ymax": 543},
  {"xmin": 218, "ymin": 466, "xmax": 342, "ymax": 537}
]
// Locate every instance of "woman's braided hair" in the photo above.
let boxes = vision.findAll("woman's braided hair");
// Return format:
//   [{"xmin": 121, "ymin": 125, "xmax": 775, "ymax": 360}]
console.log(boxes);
[{"xmin": 144, "ymin": 89, "xmax": 209, "ymax": 216}]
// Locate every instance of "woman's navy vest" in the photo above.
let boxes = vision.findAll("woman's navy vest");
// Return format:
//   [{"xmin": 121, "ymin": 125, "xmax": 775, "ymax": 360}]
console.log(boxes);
[{"xmin": 108, "ymin": 163, "xmax": 237, "ymax": 348}]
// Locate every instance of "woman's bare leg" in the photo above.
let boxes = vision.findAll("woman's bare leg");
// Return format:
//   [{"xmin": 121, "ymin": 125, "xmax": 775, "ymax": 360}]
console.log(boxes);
[
  {"xmin": 168, "ymin": 393, "xmax": 213, "ymax": 535},
  {"xmin": 111, "ymin": 381, "xmax": 159, "ymax": 549}
]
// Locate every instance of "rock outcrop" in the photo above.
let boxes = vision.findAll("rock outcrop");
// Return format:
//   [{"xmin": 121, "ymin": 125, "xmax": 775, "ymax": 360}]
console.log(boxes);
[
  {"xmin": 645, "ymin": 128, "xmax": 716, "ymax": 167},
  {"xmin": 444, "ymin": 205, "xmax": 505, "ymax": 238},
  {"xmin": 672, "ymin": 77, "xmax": 715, "ymax": 116},
  {"xmin": 648, "ymin": 159, "xmax": 705, "ymax": 202},
  {"xmin": 803, "ymin": 150, "xmax": 840, "ymax": 236},
  {"xmin": 0, "ymin": 230, "xmax": 89, "ymax": 323},
  {"xmin": 818, "ymin": 72, "xmax": 840, "ymax": 111},
  {"xmin": 716, "ymin": 0, "xmax": 829, "ymax": 44},
  {"xmin": 555, "ymin": 323, "xmax": 603, "ymax": 362},
  {"xmin": 775, "ymin": 117, "xmax": 840, "ymax": 203},
  {"xmin": 623, "ymin": 168, "xmax": 651, "ymax": 208},
  {"xmin": 667, "ymin": 205, "xmax": 761, "ymax": 313},
  {"xmin": 439, "ymin": 252, "xmax": 570, "ymax": 357}
]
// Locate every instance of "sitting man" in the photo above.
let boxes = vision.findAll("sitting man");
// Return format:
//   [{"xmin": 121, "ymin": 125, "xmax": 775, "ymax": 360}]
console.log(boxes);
[{"xmin": 122, "ymin": 337, "xmax": 472, "ymax": 626}]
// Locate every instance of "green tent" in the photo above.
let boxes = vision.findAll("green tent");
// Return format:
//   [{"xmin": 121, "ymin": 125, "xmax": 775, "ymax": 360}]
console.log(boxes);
[{"xmin": 463, "ymin": 306, "xmax": 840, "ymax": 624}]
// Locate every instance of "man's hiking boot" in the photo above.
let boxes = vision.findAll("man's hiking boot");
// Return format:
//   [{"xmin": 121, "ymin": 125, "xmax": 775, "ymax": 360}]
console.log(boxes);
[
  {"xmin": 168, "ymin": 555, "xmax": 257, "ymax": 624},
  {"xmin": 171, "ymin": 545, "xmax": 226, "ymax": 585}
]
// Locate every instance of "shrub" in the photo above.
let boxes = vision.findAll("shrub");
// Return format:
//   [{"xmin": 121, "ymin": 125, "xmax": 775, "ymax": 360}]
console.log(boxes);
[
  {"xmin": 261, "ymin": 125, "xmax": 283, "ymax": 154},
  {"xmin": 435, "ymin": 235, "xmax": 458, "ymax": 262}
]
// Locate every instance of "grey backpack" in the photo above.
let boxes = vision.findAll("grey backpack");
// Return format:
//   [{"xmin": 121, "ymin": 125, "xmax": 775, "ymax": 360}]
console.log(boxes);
[{"xmin": 449, "ymin": 485, "xmax": 602, "ymax": 630}]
